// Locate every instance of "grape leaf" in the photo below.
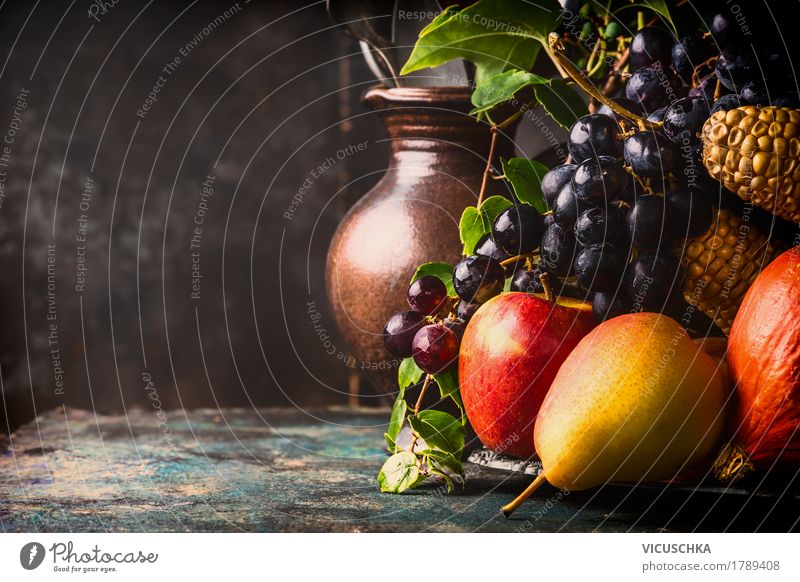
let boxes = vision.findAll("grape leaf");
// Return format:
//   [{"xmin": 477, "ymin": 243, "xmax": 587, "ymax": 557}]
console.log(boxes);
[
  {"xmin": 533, "ymin": 79, "xmax": 586, "ymax": 129},
  {"xmin": 398, "ymin": 357, "xmax": 424, "ymax": 391},
  {"xmin": 400, "ymin": 0, "xmax": 561, "ymax": 85},
  {"xmin": 408, "ymin": 410, "xmax": 465, "ymax": 457},
  {"xmin": 433, "ymin": 369, "xmax": 465, "ymax": 425},
  {"xmin": 411, "ymin": 261, "xmax": 456, "ymax": 297},
  {"xmin": 619, "ymin": 1, "xmax": 676, "ymax": 35},
  {"xmin": 501, "ymin": 157, "xmax": 550, "ymax": 213},
  {"xmin": 378, "ymin": 451, "xmax": 426, "ymax": 493},
  {"xmin": 385, "ymin": 393, "xmax": 407, "ymax": 453},
  {"xmin": 470, "ymin": 69, "xmax": 548, "ymax": 115}
]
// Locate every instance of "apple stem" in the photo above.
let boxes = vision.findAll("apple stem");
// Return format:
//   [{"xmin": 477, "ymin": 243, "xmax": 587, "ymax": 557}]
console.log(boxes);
[
  {"xmin": 501, "ymin": 472, "xmax": 548, "ymax": 518},
  {"xmin": 712, "ymin": 442, "xmax": 754, "ymax": 484},
  {"xmin": 539, "ymin": 272, "xmax": 555, "ymax": 303},
  {"xmin": 548, "ymin": 33, "xmax": 663, "ymax": 133},
  {"xmin": 407, "ymin": 374, "xmax": 433, "ymax": 453}
]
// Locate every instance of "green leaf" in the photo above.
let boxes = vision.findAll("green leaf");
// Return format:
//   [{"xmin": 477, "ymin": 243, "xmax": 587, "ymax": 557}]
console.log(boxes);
[
  {"xmin": 501, "ymin": 157, "xmax": 550, "ymax": 213},
  {"xmin": 458, "ymin": 195, "xmax": 512, "ymax": 255},
  {"xmin": 408, "ymin": 410, "xmax": 465, "ymax": 457},
  {"xmin": 419, "ymin": 5, "xmax": 460, "ymax": 37},
  {"xmin": 398, "ymin": 357, "xmax": 424, "ymax": 391},
  {"xmin": 470, "ymin": 69, "xmax": 548, "ymax": 115},
  {"xmin": 458, "ymin": 206, "xmax": 484, "ymax": 255},
  {"xmin": 533, "ymin": 79, "xmax": 586, "ymax": 130},
  {"xmin": 433, "ymin": 369, "xmax": 465, "ymax": 425},
  {"xmin": 400, "ymin": 0, "xmax": 562, "ymax": 85},
  {"xmin": 411, "ymin": 261, "xmax": 456, "ymax": 297},
  {"xmin": 640, "ymin": 1, "xmax": 676, "ymax": 35},
  {"xmin": 428, "ymin": 464, "xmax": 454, "ymax": 493},
  {"xmin": 378, "ymin": 451, "xmax": 426, "ymax": 493},
  {"xmin": 423, "ymin": 448, "xmax": 465, "ymax": 476},
  {"xmin": 385, "ymin": 394, "xmax": 407, "ymax": 453}
]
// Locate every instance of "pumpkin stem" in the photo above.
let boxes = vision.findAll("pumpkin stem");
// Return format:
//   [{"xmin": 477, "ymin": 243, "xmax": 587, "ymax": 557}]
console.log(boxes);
[{"xmin": 713, "ymin": 442, "xmax": 755, "ymax": 484}]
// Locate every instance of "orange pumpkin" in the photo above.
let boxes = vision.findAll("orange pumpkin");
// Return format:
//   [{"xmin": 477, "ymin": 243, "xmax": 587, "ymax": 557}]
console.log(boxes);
[{"xmin": 717, "ymin": 247, "xmax": 800, "ymax": 483}]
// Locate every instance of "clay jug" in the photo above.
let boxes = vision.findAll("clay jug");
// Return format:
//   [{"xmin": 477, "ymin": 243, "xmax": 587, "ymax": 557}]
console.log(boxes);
[{"xmin": 326, "ymin": 85, "xmax": 517, "ymax": 395}]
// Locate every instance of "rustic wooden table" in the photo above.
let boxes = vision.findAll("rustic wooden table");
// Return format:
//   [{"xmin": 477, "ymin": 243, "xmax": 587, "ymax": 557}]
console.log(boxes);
[{"xmin": 1, "ymin": 407, "xmax": 796, "ymax": 532}]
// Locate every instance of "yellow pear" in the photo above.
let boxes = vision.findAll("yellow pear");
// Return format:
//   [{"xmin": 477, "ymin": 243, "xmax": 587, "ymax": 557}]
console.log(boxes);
[{"xmin": 503, "ymin": 313, "xmax": 727, "ymax": 517}]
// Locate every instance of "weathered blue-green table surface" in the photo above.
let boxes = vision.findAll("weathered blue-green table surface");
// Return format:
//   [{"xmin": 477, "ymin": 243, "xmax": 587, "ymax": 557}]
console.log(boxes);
[{"xmin": 1, "ymin": 407, "xmax": 796, "ymax": 532}]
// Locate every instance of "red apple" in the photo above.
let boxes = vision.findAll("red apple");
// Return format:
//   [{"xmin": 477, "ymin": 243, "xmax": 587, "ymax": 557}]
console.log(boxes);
[{"xmin": 459, "ymin": 292, "xmax": 595, "ymax": 458}]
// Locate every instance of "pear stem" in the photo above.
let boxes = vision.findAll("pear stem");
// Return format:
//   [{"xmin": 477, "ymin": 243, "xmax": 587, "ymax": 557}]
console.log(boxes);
[
  {"xmin": 547, "ymin": 33, "xmax": 663, "ymax": 133},
  {"xmin": 501, "ymin": 472, "xmax": 548, "ymax": 518}
]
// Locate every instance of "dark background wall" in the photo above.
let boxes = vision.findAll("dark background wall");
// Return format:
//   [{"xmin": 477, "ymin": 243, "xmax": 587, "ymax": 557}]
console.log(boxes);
[{"xmin": 0, "ymin": 0, "xmax": 562, "ymax": 433}]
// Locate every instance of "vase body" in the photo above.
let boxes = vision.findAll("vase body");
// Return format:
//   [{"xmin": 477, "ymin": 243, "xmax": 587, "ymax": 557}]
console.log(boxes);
[{"xmin": 325, "ymin": 86, "xmax": 516, "ymax": 395}]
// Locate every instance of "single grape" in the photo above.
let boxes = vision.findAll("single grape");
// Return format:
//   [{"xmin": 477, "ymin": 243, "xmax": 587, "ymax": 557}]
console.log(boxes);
[
  {"xmin": 571, "ymin": 155, "xmax": 627, "ymax": 204},
  {"xmin": 592, "ymin": 291, "xmax": 631, "ymax": 323},
  {"xmin": 646, "ymin": 106, "xmax": 667, "ymax": 123},
  {"xmin": 614, "ymin": 171, "xmax": 644, "ymax": 205},
  {"xmin": 715, "ymin": 48, "xmax": 757, "ymax": 92},
  {"xmin": 623, "ymin": 131, "xmax": 677, "ymax": 180},
  {"xmin": 552, "ymin": 181, "xmax": 584, "ymax": 229},
  {"xmin": 739, "ymin": 81, "xmax": 770, "ymax": 106},
  {"xmin": 597, "ymin": 98, "xmax": 643, "ymax": 132},
  {"xmin": 456, "ymin": 299, "xmax": 479, "ymax": 322},
  {"xmin": 688, "ymin": 75, "xmax": 726, "ymax": 106},
  {"xmin": 383, "ymin": 310, "xmax": 426, "ymax": 357},
  {"xmin": 711, "ymin": 93, "xmax": 742, "ymax": 113},
  {"xmin": 443, "ymin": 319, "xmax": 466, "ymax": 342},
  {"xmin": 541, "ymin": 222, "xmax": 578, "ymax": 277},
  {"xmin": 626, "ymin": 253, "xmax": 682, "ymax": 312},
  {"xmin": 662, "ymin": 97, "xmax": 710, "ymax": 143},
  {"xmin": 541, "ymin": 164, "xmax": 577, "ymax": 207},
  {"xmin": 492, "ymin": 204, "xmax": 544, "ymax": 256},
  {"xmin": 567, "ymin": 114, "xmax": 624, "ymax": 163},
  {"xmin": 412, "ymin": 324, "xmax": 459, "ymax": 374},
  {"xmin": 407, "ymin": 275, "xmax": 448, "ymax": 315},
  {"xmin": 626, "ymin": 194, "xmax": 672, "ymax": 250},
  {"xmin": 630, "ymin": 27, "xmax": 674, "ymax": 71},
  {"xmin": 710, "ymin": 12, "xmax": 741, "ymax": 46},
  {"xmin": 574, "ymin": 243, "xmax": 628, "ymax": 293},
  {"xmin": 672, "ymin": 36, "xmax": 713, "ymax": 83},
  {"xmin": 510, "ymin": 263, "xmax": 548, "ymax": 294},
  {"xmin": 666, "ymin": 188, "xmax": 713, "ymax": 239},
  {"xmin": 574, "ymin": 206, "xmax": 629, "ymax": 248},
  {"xmin": 625, "ymin": 65, "xmax": 677, "ymax": 111},
  {"xmin": 452, "ymin": 255, "xmax": 505, "ymax": 303},
  {"xmin": 475, "ymin": 233, "xmax": 510, "ymax": 262}
]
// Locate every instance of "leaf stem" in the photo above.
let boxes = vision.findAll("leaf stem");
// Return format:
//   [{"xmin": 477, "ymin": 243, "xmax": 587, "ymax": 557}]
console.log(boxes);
[
  {"xmin": 408, "ymin": 374, "xmax": 433, "ymax": 453},
  {"xmin": 548, "ymin": 33, "xmax": 662, "ymax": 132}
]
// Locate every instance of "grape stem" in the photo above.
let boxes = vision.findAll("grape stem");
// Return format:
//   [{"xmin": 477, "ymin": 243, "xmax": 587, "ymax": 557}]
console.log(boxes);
[
  {"xmin": 407, "ymin": 374, "xmax": 433, "ymax": 453},
  {"xmin": 476, "ymin": 106, "xmax": 530, "ymax": 206},
  {"xmin": 548, "ymin": 33, "xmax": 663, "ymax": 133},
  {"xmin": 500, "ymin": 252, "xmax": 537, "ymax": 267}
]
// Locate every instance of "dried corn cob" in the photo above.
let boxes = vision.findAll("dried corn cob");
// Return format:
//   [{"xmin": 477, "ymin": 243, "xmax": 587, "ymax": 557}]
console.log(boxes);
[
  {"xmin": 702, "ymin": 106, "xmax": 800, "ymax": 223},
  {"xmin": 678, "ymin": 207, "xmax": 783, "ymax": 334}
]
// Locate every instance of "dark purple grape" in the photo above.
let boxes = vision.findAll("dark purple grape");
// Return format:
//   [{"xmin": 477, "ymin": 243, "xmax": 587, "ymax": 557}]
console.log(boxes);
[
  {"xmin": 623, "ymin": 131, "xmax": 677, "ymax": 180},
  {"xmin": 571, "ymin": 156, "xmax": 627, "ymax": 204},
  {"xmin": 626, "ymin": 194, "xmax": 672, "ymax": 250},
  {"xmin": 456, "ymin": 300, "xmax": 479, "ymax": 322},
  {"xmin": 630, "ymin": 27, "xmax": 674, "ymax": 71},
  {"xmin": 475, "ymin": 233, "xmax": 510, "ymax": 262},
  {"xmin": 592, "ymin": 291, "xmax": 631, "ymax": 323},
  {"xmin": 715, "ymin": 48, "xmax": 757, "ymax": 92},
  {"xmin": 626, "ymin": 253, "xmax": 682, "ymax": 312},
  {"xmin": 662, "ymin": 97, "xmax": 710, "ymax": 143},
  {"xmin": 574, "ymin": 206, "xmax": 629, "ymax": 248},
  {"xmin": 666, "ymin": 188, "xmax": 713, "ymax": 239},
  {"xmin": 597, "ymin": 98, "xmax": 643, "ymax": 132},
  {"xmin": 710, "ymin": 12, "xmax": 742, "ymax": 46},
  {"xmin": 541, "ymin": 223, "xmax": 578, "ymax": 277},
  {"xmin": 567, "ymin": 114, "xmax": 624, "ymax": 163},
  {"xmin": 510, "ymin": 264, "xmax": 548, "ymax": 294},
  {"xmin": 492, "ymin": 204, "xmax": 544, "ymax": 255},
  {"xmin": 541, "ymin": 164, "xmax": 577, "ymax": 207},
  {"xmin": 672, "ymin": 36, "xmax": 713, "ymax": 83},
  {"xmin": 774, "ymin": 92, "xmax": 800, "ymax": 108},
  {"xmin": 646, "ymin": 106, "xmax": 667, "ymax": 123},
  {"xmin": 443, "ymin": 319, "xmax": 466, "ymax": 342},
  {"xmin": 615, "ymin": 172, "xmax": 644, "ymax": 205},
  {"xmin": 574, "ymin": 243, "xmax": 628, "ymax": 293},
  {"xmin": 739, "ymin": 81, "xmax": 770, "ymax": 106},
  {"xmin": 452, "ymin": 255, "xmax": 504, "ymax": 303},
  {"xmin": 412, "ymin": 324, "xmax": 459, "ymax": 374},
  {"xmin": 383, "ymin": 310, "xmax": 426, "ymax": 358},
  {"xmin": 625, "ymin": 65, "xmax": 677, "ymax": 111},
  {"xmin": 552, "ymin": 181, "xmax": 583, "ymax": 229},
  {"xmin": 711, "ymin": 93, "xmax": 742, "ymax": 113},
  {"xmin": 673, "ymin": 141, "xmax": 716, "ymax": 191},
  {"xmin": 407, "ymin": 275, "xmax": 448, "ymax": 315}
]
